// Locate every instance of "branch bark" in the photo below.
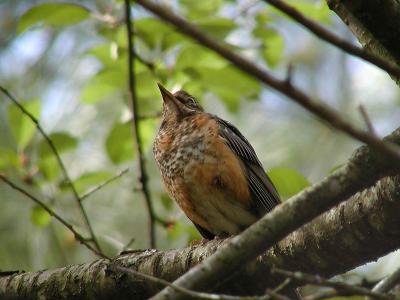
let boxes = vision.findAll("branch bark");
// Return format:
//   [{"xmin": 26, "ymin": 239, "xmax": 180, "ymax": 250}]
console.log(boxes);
[
  {"xmin": 135, "ymin": 0, "xmax": 400, "ymax": 164},
  {"xmin": 1, "ymin": 173, "xmax": 400, "ymax": 299},
  {"xmin": 327, "ymin": 0, "xmax": 400, "ymax": 83}
]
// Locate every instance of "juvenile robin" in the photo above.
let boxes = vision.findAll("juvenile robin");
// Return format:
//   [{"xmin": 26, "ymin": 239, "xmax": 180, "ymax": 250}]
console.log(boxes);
[{"xmin": 153, "ymin": 84, "xmax": 280, "ymax": 239}]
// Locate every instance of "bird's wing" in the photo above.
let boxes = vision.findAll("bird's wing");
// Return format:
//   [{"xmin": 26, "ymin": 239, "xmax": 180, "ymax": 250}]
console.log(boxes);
[
  {"xmin": 216, "ymin": 117, "xmax": 280, "ymax": 214},
  {"xmin": 193, "ymin": 223, "xmax": 215, "ymax": 240}
]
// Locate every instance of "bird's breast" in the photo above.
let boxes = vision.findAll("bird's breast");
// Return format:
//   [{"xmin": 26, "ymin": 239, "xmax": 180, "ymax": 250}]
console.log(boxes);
[{"xmin": 154, "ymin": 114, "xmax": 257, "ymax": 235}]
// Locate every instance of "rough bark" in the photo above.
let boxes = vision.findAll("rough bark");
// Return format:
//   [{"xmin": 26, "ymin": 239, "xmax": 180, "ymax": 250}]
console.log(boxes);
[
  {"xmin": 1, "ymin": 174, "xmax": 400, "ymax": 300},
  {"xmin": 327, "ymin": 0, "xmax": 400, "ymax": 82}
]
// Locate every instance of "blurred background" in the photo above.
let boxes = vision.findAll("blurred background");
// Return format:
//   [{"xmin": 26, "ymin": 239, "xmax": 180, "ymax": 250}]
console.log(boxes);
[{"xmin": 0, "ymin": 0, "xmax": 399, "ymax": 289}]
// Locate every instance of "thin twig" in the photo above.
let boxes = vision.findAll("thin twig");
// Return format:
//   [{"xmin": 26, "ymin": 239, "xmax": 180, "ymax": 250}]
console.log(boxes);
[
  {"xmin": 81, "ymin": 168, "xmax": 129, "ymax": 201},
  {"xmin": 373, "ymin": 267, "xmax": 400, "ymax": 293},
  {"xmin": 134, "ymin": 0, "xmax": 400, "ymax": 164},
  {"xmin": 154, "ymin": 215, "xmax": 175, "ymax": 228},
  {"xmin": 262, "ymin": 0, "xmax": 400, "ymax": 78},
  {"xmin": 271, "ymin": 268, "xmax": 394, "ymax": 300},
  {"xmin": 270, "ymin": 278, "xmax": 292, "ymax": 296},
  {"xmin": 133, "ymin": 49, "xmax": 155, "ymax": 71},
  {"xmin": 358, "ymin": 104, "xmax": 376, "ymax": 135},
  {"xmin": 0, "ymin": 86, "xmax": 103, "ymax": 254},
  {"xmin": 0, "ymin": 174, "xmax": 108, "ymax": 259},
  {"xmin": 304, "ymin": 289, "xmax": 351, "ymax": 300},
  {"xmin": 113, "ymin": 265, "xmax": 277, "ymax": 300},
  {"xmin": 124, "ymin": 0, "xmax": 156, "ymax": 248},
  {"xmin": 121, "ymin": 237, "xmax": 136, "ymax": 252},
  {"xmin": 264, "ymin": 290, "xmax": 290, "ymax": 300}
]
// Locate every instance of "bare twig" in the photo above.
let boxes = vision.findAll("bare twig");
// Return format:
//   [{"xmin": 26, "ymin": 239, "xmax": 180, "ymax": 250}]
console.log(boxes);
[
  {"xmin": 272, "ymin": 268, "xmax": 394, "ymax": 300},
  {"xmin": 135, "ymin": 0, "xmax": 400, "ymax": 164},
  {"xmin": 81, "ymin": 168, "xmax": 129, "ymax": 201},
  {"xmin": 264, "ymin": 290, "xmax": 290, "ymax": 300},
  {"xmin": 358, "ymin": 104, "xmax": 376, "ymax": 135},
  {"xmin": 304, "ymin": 289, "xmax": 351, "ymax": 300},
  {"xmin": 113, "ymin": 265, "xmax": 278, "ymax": 300},
  {"xmin": 0, "ymin": 174, "xmax": 108, "ymax": 259},
  {"xmin": 124, "ymin": 0, "xmax": 156, "ymax": 248},
  {"xmin": 154, "ymin": 215, "xmax": 175, "ymax": 228},
  {"xmin": 121, "ymin": 237, "xmax": 136, "ymax": 252},
  {"xmin": 0, "ymin": 86, "xmax": 103, "ymax": 254},
  {"xmin": 262, "ymin": 0, "xmax": 400, "ymax": 78},
  {"xmin": 373, "ymin": 267, "xmax": 400, "ymax": 294},
  {"xmin": 133, "ymin": 49, "xmax": 156, "ymax": 71},
  {"xmin": 271, "ymin": 278, "xmax": 292, "ymax": 294}
]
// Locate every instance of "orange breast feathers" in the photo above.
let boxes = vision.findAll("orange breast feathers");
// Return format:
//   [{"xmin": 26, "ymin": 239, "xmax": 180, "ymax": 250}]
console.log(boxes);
[{"xmin": 185, "ymin": 117, "xmax": 252, "ymax": 206}]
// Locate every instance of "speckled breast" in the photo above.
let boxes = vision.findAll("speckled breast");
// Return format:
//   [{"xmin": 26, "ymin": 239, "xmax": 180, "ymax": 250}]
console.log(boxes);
[{"xmin": 153, "ymin": 114, "xmax": 218, "ymax": 194}]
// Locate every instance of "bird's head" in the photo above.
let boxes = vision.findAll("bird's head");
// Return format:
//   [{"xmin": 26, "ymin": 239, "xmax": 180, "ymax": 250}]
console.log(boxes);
[{"xmin": 157, "ymin": 83, "xmax": 203, "ymax": 125}]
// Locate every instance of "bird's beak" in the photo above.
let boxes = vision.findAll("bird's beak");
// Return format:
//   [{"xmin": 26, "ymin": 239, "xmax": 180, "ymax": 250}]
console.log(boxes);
[{"xmin": 157, "ymin": 83, "xmax": 184, "ymax": 116}]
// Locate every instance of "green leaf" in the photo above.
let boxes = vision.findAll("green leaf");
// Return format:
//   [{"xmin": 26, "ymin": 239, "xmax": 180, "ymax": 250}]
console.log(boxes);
[
  {"xmin": 136, "ymin": 70, "xmax": 159, "ymax": 100},
  {"xmin": 267, "ymin": 167, "xmax": 310, "ymax": 200},
  {"xmin": 39, "ymin": 156, "xmax": 59, "ymax": 180},
  {"xmin": 253, "ymin": 27, "xmax": 284, "ymax": 67},
  {"xmin": 176, "ymin": 44, "xmax": 227, "ymax": 71},
  {"xmin": 38, "ymin": 132, "xmax": 78, "ymax": 180},
  {"xmin": 39, "ymin": 132, "xmax": 78, "ymax": 158},
  {"xmin": 8, "ymin": 99, "xmax": 41, "ymax": 150},
  {"xmin": 272, "ymin": 1, "xmax": 331, "ymax": 23},
  {"xmin": 18, "ymin": 3, "xmax": 90, "ymax": 33},
  {"xmin": 196, "ymin": 18, "xmax": 236, "ymax": 40},
  {"xmin": 105, "ymin": 121, "xmax": 134, "ymax": 164},
  {"xmin": 139, "ymin": 118, "xmax": 158, "ymax": 151},
  {"xmin": 179, "ymin": 0, "xmax": 223, "ymax": 19},
  {"xmin": 71, "ymin": 171, "xmax": 113, "ymax": 194},
  {"xmin": 135, "ymin": 18, "xmax": 184, "ymax": 50},
  {"xmin": 288, "ymin": 1, "xmax": 331, "ymax": 22},
  {"xmin": 198, "ymin": 66, "xmax": 261, "ymax": 111},
  {"xmin": 31, "ymin": 206, "xmax": 51, "ymax": 227},
  {"xmin": 87, "ymin": 43, "xmax": 127, "ymax": 71},
  {"xmin": 0, "ymin": 147, "xmax": 19, "ymax": 170},
  {"xmin": 81, "ymin": 69, "xmax": 125, "ymax": 104},
  {"xmin": 160, "ymin": 194, "xmax": 173, "ymax": 210}
]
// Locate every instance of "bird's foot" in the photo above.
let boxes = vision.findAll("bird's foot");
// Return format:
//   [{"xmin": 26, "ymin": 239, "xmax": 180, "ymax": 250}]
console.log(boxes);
[{"xmin": 190, "ymin": 238, "xmax": 209, "ymax": 247}]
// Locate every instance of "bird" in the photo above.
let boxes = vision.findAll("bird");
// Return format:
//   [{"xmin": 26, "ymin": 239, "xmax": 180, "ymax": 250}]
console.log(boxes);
[{"xmin": 153, "ymin": 83, "xmax": 281, "ymax": 240}]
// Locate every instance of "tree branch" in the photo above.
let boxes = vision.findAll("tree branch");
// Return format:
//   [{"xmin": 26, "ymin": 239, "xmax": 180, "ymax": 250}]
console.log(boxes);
[
  {"xmin": 81, "ymin": 168, "xmax": 129, "ymax": 201},
  {"xmin": 262, "ymin": 0, "xmax": 400, "ymax": 79},
  {"xmin": 0, "ymin": 86, "xmax": 103, "ymax": 255},
  {"xmin": 271, "ymin": 268, "xmax": 394, "ymax": 300},
  {"xmin": 0, "ymin": 174, "xmax": 107, "ymax": 259},
  {"xmin": 326, "ymin": 0, "xmax": 400, "ymax": 83},
  {"xmin": 1, "ymin": 171, "xmax": 400, "ymax": 299},
  {"xmin": 124, "ymin": 0, "xmax": 156, "ymax": 248},
  {"xmin": 134, "ymin": 0, "xmax": 400, "ymax": 164},
  {"xmin": 373, "ymin": 266, "xmax": 400, "ymax": 294},
  {"xmin": 149, "ymin": 116, "xmax": 400, "ymax": 300}
]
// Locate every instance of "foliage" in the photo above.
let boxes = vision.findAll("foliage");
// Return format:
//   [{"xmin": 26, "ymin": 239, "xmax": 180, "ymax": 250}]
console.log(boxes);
[{"xmin": 1, "ymin": 1, "xmax": 399, "ymax": 295}]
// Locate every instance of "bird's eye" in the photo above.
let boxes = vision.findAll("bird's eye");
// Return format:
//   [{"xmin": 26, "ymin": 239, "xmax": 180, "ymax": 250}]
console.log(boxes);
[{"xmin": 186, "ymin": 97, "xmax": 197, "ymax": 108}]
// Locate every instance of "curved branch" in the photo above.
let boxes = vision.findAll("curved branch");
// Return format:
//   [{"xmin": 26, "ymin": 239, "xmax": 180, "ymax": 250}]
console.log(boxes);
[
  {"xmin": 327, "ymin": 0, "xmax": 400, "ymax": 84},
  {"xmin": 262, "ymin": 0, "xmax": 400, "ymax": 79},
  {"xmin": 134, "ymin": 0, "xmax": 400, "ymax": 164},
  {"xmin": 1, "ymin": 173, "xmax": 400, "ymax": 299}
]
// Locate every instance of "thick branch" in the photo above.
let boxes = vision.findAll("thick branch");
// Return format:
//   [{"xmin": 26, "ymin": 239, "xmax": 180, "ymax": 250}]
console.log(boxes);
[
  {"xmin": 262, "ymin": 0, "xmax": 400, "ymax": 78},
  {"xmin": 327, "ymin": 0, "xmax": 400, "ymax": 81},
  {"xmin": 135, "ymin": 0, "xmax": 400, "ymax": 164},
  {"xmin": 1, "ymin": 174, "xmax": 400, "ymax": 299}
]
